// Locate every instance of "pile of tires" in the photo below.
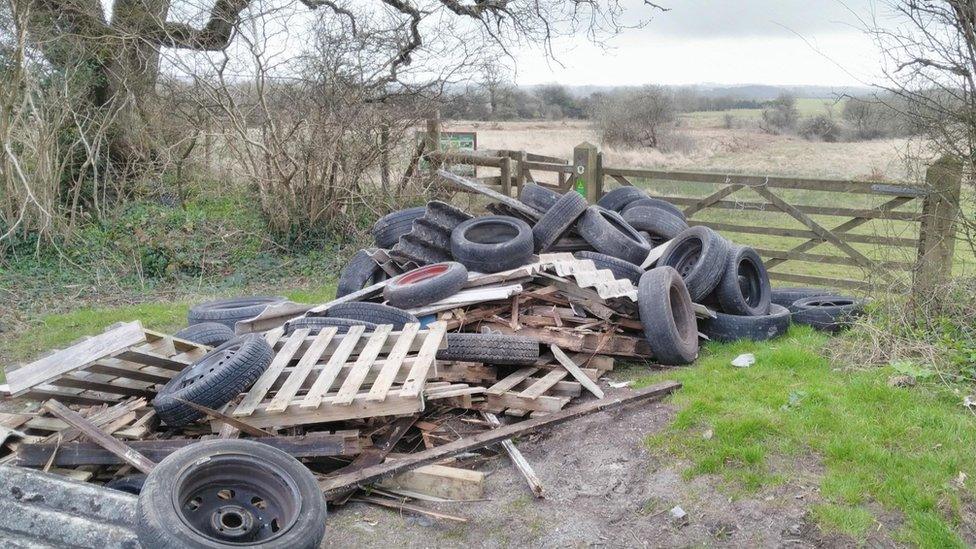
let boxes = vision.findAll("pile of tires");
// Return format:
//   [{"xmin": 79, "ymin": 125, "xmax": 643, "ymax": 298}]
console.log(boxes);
[{"xmin": 773, "ymin": 287, "xmax": 867, "ymax": 333}]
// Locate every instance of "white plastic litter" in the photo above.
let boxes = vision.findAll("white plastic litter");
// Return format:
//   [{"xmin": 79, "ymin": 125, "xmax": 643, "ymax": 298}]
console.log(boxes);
[{"xmin": 731, "ymin": 353, "xmax": 756, "ymax": 368}]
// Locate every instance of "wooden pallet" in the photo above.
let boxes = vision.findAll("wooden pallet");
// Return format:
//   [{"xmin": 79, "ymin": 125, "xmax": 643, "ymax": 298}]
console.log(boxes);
[
  {"xmin": 1, "ymin": 322, "xmax": 211, "ymax": 406},
  {"xmin": 220, "ymin": 322, "xmax": 447, "ymax": 430}
]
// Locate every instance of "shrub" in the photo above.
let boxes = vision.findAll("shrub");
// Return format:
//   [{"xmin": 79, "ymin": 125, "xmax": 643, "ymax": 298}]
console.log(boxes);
[
  {"xmin": 800, "ymin": 114, "xmax": 842, "ymax": 142},
  {"xmin": 591, "ymin": 86, "xmax": 684, "ymax": 149},
  {"xmin": 759, "ymin": 93, "xmax": 799, "ymax": 133}
]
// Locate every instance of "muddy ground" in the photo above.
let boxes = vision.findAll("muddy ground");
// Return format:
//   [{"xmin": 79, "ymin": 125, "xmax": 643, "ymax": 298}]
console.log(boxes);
[{"xmin": 323, "ymin": 389, "xmax": 886, "ymax": 548}]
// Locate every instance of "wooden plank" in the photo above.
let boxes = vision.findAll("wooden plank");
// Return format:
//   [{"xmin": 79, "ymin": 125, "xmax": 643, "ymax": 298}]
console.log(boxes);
[
  {"xmin": 266, "ymin": 327, "xmax": 339, "ymax": 413},
  {"xmin": 482, "ymin": 412, "xmax": 544, "ymax": 498},
  {"xmin": 20, "ymin": 388, "xmax": 115, "ymax": 406},
  {"xmin": 368, "ymin": 323, "xmax": 421, "ymax": 401},
  {"xmin": 378, "ymin": 464, "xmax": 485, "ymax": 501},
  {"xmin": 320, "ymin": 381, "xmax": 681, "ymax": 496},
  {"xmin": 301, "ymin": 325, "xmax": 367, "ymax": 409},
  {"xmin": 399, "ymin": 322, "xmax": 446, "ymax": 398},
  {"xmin": 437, "ymin": 169, "xmax": 542, "ymax": 220},
  {"xmin": 328, "ymin": 415, "xmax": 417, "ymax": 504},
  {"xmin": 600, "ymin": 167, "xmax": 927, "ymax": 196},
  {"xmin": 40, "ymin": 398, "xmax": 147, "ymax": 443},
  {"xmin": 753, "ymin": 247, "xmax": 913, "ymax": 271},
  {"xmin": 484, "ymin": 392, "xmax": 570, "ymax": 413},
  {"xmin": 487, "ymin": 367, "xmax": 539, "ymax": 395},
  {"xmin": 113, "ymin": 349, "xmax": 189, "ymax": 371},
  {"xmin": 5, "ymin": 322, "xmax": 146, "ymax": 393},
  {"xmin": 334, "ymin": 325, "xmax": 394, "ymax": 406},
  {"xmin": 85, "ymin": 362, "xmax": 172, "ymax": 384},
  {"xmin": 350, "ymin": 495, "xmax": 468, "ymax": 522},
  {"xmin": 15, "ymin": 433, "xmax": 360, "ymax": 467},
  {"xmin": 551, "ymin": 345, "xmax": 605, "ymax": 399},
  {"xmin": 236, "ymin": 393, "xmax": 423, "ymax": 429},
  {"xmin": 42, "ymin": 400, "xmax": 155, "ymax": 474},
  {"xmin": 681, "ymin": 183, "xmax": 744, "ymax": 217},
  {"xmin": 517, "ymin": 370, "xmax": 567, "ymax": 400},
  {"xmin": 49, "ymin": 376, "xmax": 154, "ymax": 398},
  {"xmin": 172, "ymin": 397, "xmax": 274, "ymax": 437},
  {"xmin": 767, "ymin": 271, "xmax": 871, "ymax": 291},
  {"xmin": 689, "ymin": 220, "xmax": 918, "ymax": 247},
  {"xmin": 233, "ymin": 328, "xmax": 310, "ymax": 417},
  {"xmin": 663, "ymin": 195, "xmax": 921, "ymax": 222}
]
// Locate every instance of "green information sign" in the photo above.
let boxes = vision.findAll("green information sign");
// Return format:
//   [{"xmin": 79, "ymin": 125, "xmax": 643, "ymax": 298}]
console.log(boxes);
[{"xmin": 417, "ymin": 131, "xmax": 478, "ymax": 177}]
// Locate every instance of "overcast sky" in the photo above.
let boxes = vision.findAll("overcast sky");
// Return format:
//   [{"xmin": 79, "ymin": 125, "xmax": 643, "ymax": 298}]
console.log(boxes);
[{"xmin": 513, "ymin": 0, "xmax": 888, "ymax": 87}]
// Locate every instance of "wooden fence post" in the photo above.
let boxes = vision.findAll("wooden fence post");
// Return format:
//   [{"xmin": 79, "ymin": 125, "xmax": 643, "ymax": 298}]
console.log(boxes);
[
  {"xmin": 425, "ymin": 111, "xmax": 442, "ymax": 170},
  {"xmin": 573, "ymin": 142, "xmax": 600, "ymax": 203},
  {"xmin": 516, "ymin": 150, "xmax": 527, "ymax": 196},
  {"xmin": 500, "ymin": 156, "xmax": 512, "ymax": 197},
  {"xmin": 913, "ymin": 155, "xmax": 963, "ymax": 297}
]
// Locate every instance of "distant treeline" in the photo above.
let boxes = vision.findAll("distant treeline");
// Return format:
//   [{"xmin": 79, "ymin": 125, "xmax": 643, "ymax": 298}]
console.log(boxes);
[{"xmin": 439, "ymin": 83, "xmax": 768, "ymax": 121}]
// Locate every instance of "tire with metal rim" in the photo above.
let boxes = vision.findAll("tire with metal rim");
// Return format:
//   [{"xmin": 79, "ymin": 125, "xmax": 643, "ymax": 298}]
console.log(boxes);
[
  {"xmin": 451, "ymin": 215, "xmax": 534, "ymax": 273},
  {"xmin": 336, "ymin": 250, "xmax": 387, "ymax": 298},
  {"xmin": 713, "ymin": 245, "xmax": 771, "ymax": 316},
  {"xmin": 620, "ymin": 196, "xmax": 687, "ymax": 221},
  {"xmin": 136, "ymin": 439, "xmax": 326, "ymax": 549},
  {"xmin": 187, "ymin": 297, "xmax": 286, "ymax": 330},
  {"xmin": 597, "ymin": 186, "xmax": 647, "ymax": 212},
  {"xmin": 574, "ymin": 250, "xmax": 643, "ymax": 284},
  {"xmin": 383, "ymin": 262, "xmax": 468, "ymax": 309},
  {"xmin": 577, "ymin": 206, "xmax": 651, "ymax": 265},
  {"xmin": 699, "ymin": 304, "xmax": 791, "ymax": 342},
  {"xmin": 532, "ymin": 191, "xmax": 588, "ymax": 252},
  {"xmin": 436, "ymin": 333, "xmax": 540, "ymax": 365},
  {"xmin": 657, "ymin": 226, "xmax": 731, "ymax": 301},
  {"xmin": 372, "ymin": 206, "xmax": 426, "ymax": 248},
  {"xmin": 323, "ymin": 302, "xmax": 418, "ymax": 329},
  {"xmin": 520, "ymin": 183, "xmax": 561, "ymax": 212},
  {"xmin": 152, "ymin": 334, "xmax": 273, "ymax": 427},
  {"xmin": 638, "ymin": 267, "xmax": 699, "ymax": 365},
  {"xmin": 791, "ymin": 295, "xmax": 866, "ymax": 333},
  {"xmin": 175, "ymin": 322, "xmax": 236, "ymax": 347},
  {"xmin": 283, "ymin": 316, "xmax": 378, "ymax": 335}
]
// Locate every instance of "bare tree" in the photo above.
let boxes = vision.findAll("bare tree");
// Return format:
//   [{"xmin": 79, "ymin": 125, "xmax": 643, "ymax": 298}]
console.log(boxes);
[{"xmin": 592, "ymin": 85, "xmax": 678, "ymax": 149}]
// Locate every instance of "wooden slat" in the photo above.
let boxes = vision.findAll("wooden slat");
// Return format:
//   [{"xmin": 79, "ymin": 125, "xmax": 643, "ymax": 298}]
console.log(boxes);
[
  {"xmin": 334, "ymin": 326, "xmax": 394, "ymax": 406},
  {"xmin": 50, "ymin": 376, "xmax": 154, "ymax": 398},
  {"xmin": 5, "ymin": 322, "xmax": 147, "ymax": 393},
  {"xmin": 517, "ymin": 370, "xmax": 568, "ymax": 399},
  {"xmin": 368, "ymin": 323, "xmax": 421, "ymax": 402},
  {"xmin": 399, "ymin": 322, "xmax": 447, "ymax": 399},
  {"xmin": 265, "ymin": 328, "xmax": 339, "ymax": 413},
  {"xmin": 239, "ymin": 393, "xmax": 424, "ymax": 429},
  {"xmin": 680, "ymin": 183, "xmax": 744, "ymax": 217},
  {"xmin": 487, "ymin": 367, "xmax": 540, "ymax": 395},
  {"xmin": 661, "ymin": 195, "xmax": 921, "ymax": 222},
  {"xmin": 233, "ymin": 328, "xmax": 310, "ymax": 417},
  {"xmin": 551, "ymin": 345, "xmax": 605, "ymax": 399},
  {"xmin": 20, "ymin": 388, "xmax": 115, "ymax": 406},
  {"xmin": 113, "ymin": 349, "xmax": 189, "ymax": 371},
  {"xmin": 86, "ymin": 362, "xmax": 172, "ymax": 384},
  {"xmin": 42, "ymin": 400, "xmax": 156, "ymax": 474},
  {"xmin": 754, "ymin": 247, "xmax": 914, "ymax": 271},
  {"xmin": 601, "ymin": 167, "xmax": 928, "ymax": 196},
  {"xmin": 767, "ymin": 271, "xmax": 872, "ymax": 291},
  {"xmin": 689, "ymin": 220, "xmax": 918, "ymax": 247},
  {"xmin": 301, "ymin": 325, "xmax": 367, "ymax": 408}
]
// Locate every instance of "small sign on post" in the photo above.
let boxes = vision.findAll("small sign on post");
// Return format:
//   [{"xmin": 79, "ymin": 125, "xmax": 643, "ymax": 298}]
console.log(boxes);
[
  {"xmin": 573, "ymin": 142, "xmax": 600, "ymax": 203},
  {"xmin": 416, "ymin": 131, "xmax": 478, "ymax": 177}
]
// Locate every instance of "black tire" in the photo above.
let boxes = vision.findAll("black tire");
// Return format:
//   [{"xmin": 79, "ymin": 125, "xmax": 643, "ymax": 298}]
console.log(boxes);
[
  {"xmin": 638, "ymin": 267, "xmax": 699, "ymax": 365},
  {"xmin": 175, "ymin": 322, "xmax": 236, "ymax": 347},
  {"xmin": 620, "ymin": 197, "xmax": 687, "ymax": 221},
  {"xmin": 700, "ymin": 304, "xmax": 791, "ymax": 342},
  {"xmin": 152, "ymin": 334, "xmax": 273, "ymax": 427},
  {"xmin": 336, "ymin": 249, "xmax": 386, "ymax": 298},
  {"xmin": 577, "ymin": 206, "xmax": 651, "ymax": 265},
  {"xmin": 771, "ymin": 287, "xmax": 834, "ymax": 310},
  {"xmin": 323, "ymin": 302, "xmax": 418, "ymax": 329},
  {"xmin": 574, "ymin": 251, "xmax": 643, "ymax": 284},
  {"xmin": 372, "ymin": 206, "xmax": 426, "ymax": 248},
  {"xmin": 713, "ymin": 246, "xmax": 771, "ymax": 316},
  {"xmin": 284, "ymin": 316, "xmax": 378, "ymax": 335},
  {"xmin": 520, "ymin": 183, "xmax": 561, "ymax": 212},
  {"xmin": 390, "ymin": 233, "xmax": 454, "ymax": 266},
  {"xmin": 791, "ymin": 295, "xmax": 866, "ymax": 333},
  {"xmin": 187, "ymin": 297, "xmax": 286, "ymax": 330},
  {"xmin": 384, "ymin": 262, "xmax": 468, "ymax": 309},
  {"xmin": 657, "ymin": 226, "xmax": 731, "ymax": 301},
  {"xmin": 436, "ymin": 333, "xmax": 540, "ymax": 365},
  {"xmin": 451, "ymin": 215, "xmax": 534, "ymax": 273},
  {"xmin": 597, "ymin": 186, "xmax": 647, "ymax": 212},
  {"xmin": 532, "ymin": 191, "xmax": 588, "ymax": 252},
  {"xmin": 621, "ymin": 206, "xmax": 689, "ymax": 241},
  {"xmin": 136, "ymin": 439, "xmax": 326, "ymax": 549},
  {"xmin": 106, "ymin": 474, "xmax": 147, "ymax": 495}
]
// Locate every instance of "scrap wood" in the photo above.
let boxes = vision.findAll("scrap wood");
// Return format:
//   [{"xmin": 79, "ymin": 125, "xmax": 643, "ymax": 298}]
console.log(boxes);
[
  {"xmin": 14, "ymin": 432, "xmax": 361, "ymax": 467},
  {"xmin": 39, "ymin": 398, "xmax": 148, "ymax": 444},
  {"xmin": 482, "ymin": 412, "xmax": 544, "ymax": 498},
  {"xmin": 42, "ymin": 400, "xmax": 156, "ymax": 474},
  {"xmin": 378, "ymin": 462, "xmax": 485, "ymax": 501},
  {"xmin": 551, "ymin": 345, "xmax": 605, "ymax": 399},
  {"xmin": 406, "ymin": 284, "xmax": 523, "ymax": 316},
  {"xmin": 327, "ymin": 414, "xmax": 419, "ymax": 504},
  {"xmin": 319, "ymin": 381, "xmax": 681, "ymax": 497},
  {"xmin": 351, "ymin": 495, "xmax": 468, "ymax": 523},
  {"xmin": 172, "ymin": 397, "xmax": 274, "ymax": 437}
]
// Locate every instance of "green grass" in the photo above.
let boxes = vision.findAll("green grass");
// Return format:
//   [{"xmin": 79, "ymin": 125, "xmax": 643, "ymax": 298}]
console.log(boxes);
[
  {"xmin": 681, "ymin": 97, "xmax": 846, "ymax": 128},
  {"xmin": 638, "ymin": 327, "xmax": 976, "ymax": 546}
]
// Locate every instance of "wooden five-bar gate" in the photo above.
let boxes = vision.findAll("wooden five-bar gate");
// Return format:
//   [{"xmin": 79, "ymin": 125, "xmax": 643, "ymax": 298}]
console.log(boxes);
[{"xmin": 426, "ymin": 142, "xmax": 963, "ymax": 296}]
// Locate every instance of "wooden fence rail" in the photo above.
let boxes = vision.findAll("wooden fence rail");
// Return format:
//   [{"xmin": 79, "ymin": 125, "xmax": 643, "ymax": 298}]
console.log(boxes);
[{"xmin": 424, "ymin": 136, "xmax": 962, "ymax": 297}]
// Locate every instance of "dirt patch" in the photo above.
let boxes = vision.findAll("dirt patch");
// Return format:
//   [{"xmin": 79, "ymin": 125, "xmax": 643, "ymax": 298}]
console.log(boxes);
[{"xmin": 323, "ymin": 391, "xmax": 865, "ymax": 548}]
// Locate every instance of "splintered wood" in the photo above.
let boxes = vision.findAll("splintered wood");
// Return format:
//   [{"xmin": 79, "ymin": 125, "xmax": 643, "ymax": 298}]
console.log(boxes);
[
  {"xmin": 222, "ymin": 322, "xmax": 448, "ymax": 429},
  {"xmin": 1, "ymin": 321, "xmax": 211, "ymax": 406}
]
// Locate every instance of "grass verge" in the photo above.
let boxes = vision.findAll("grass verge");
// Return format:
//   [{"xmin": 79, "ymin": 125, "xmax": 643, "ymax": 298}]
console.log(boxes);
[{"xmin": 638, "ymin": 326, "xmax": 976, "ymax": 547}]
